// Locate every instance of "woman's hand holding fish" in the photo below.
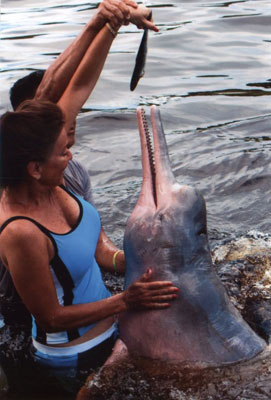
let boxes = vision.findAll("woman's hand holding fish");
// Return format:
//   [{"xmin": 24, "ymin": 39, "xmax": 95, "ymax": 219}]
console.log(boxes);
[
  {"xmin": 94, "ymin": 1, "xmax": 158, "ymax": 33},
  {"xmin": 129, "ymin": 4, "xmax": 159, "ymax": 32},
  {"xmin": 122, "ymin": 268, "xmax": 179, "ymax": 310},
  {"xmin": 94, "ymin": 0, "xmax": 137, "ymax": 31}
]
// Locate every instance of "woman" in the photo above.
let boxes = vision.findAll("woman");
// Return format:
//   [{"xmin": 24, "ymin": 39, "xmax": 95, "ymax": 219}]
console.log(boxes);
[{"xmin": 0, "ymin": 8, "xmax": 178, "ymax": 395}]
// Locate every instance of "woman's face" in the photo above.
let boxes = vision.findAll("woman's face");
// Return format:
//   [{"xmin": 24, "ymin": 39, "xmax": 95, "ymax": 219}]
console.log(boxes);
[
  {"xmin": 67, "ymin": 120, "xmax": 76, "ymax": 148},
  {"xmin": 39, "ymin": 129, "xmax": 72, "ymax": 186}
]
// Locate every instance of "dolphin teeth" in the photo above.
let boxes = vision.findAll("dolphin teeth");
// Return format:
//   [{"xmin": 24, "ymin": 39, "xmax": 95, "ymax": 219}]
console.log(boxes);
[{"xmin": 140, "ymin": 108, "xmax": 156, "ymax": 197}]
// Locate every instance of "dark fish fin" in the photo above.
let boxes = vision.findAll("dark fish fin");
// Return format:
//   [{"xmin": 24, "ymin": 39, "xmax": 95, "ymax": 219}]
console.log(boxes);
[{"xmin": 130, "ymin": 12, "xmax": 152, "ymax": 91}]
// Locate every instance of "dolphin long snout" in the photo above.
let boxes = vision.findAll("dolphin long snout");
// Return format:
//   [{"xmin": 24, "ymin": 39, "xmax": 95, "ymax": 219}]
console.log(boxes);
[{"xmin": 136, "ymin": 106, "xmax": 178, "ymax": 209}]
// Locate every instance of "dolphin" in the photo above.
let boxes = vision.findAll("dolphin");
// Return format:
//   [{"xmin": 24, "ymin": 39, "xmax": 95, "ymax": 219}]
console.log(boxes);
[{"xmin": 119, "ymin": 106, "xmax": 266, "ymax": 365}]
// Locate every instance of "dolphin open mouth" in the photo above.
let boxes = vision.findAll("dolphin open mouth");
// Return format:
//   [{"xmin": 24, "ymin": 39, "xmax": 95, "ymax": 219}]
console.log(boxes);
[
  {"xmin": 136, "ymin": 105, "xmax": 176, "ymax": 209},
  {"xmin": 136, "ymin": 107, "xmax": 156, "ymax": 202}
]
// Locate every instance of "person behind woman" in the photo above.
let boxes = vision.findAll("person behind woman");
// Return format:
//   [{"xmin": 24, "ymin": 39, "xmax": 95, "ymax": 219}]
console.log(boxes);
[{"xmin": 0, "ymin": 8, "xmax": 178, "ymax": 396}]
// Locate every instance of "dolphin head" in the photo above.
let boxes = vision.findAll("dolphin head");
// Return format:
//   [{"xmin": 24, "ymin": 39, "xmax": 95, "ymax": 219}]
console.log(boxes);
[{"xmin": 124, "ymin": 106, "xmax": 212, "ymax": 285}]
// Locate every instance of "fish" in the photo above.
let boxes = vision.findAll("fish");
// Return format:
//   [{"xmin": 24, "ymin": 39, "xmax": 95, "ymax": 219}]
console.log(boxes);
[{"xmin": 130, "ymin": 12, "xmax": 152, "ymax": 91}]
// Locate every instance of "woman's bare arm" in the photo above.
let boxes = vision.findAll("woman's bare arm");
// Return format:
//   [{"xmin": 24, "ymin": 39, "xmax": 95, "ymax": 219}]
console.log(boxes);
[
  {"xmin": 95, "ymin": 228, "xmax": 125, "ymax": 274},
  {"xmin": 35, "ymin": 0, "xmax": 135, "ymax": 103},
  {"xmin": 57, "ymin": 4, "xmax": 158, "ymax": 133},
  {"xmin": 57, "ymin": 24, "xmax": 115, "ymax": 131}
]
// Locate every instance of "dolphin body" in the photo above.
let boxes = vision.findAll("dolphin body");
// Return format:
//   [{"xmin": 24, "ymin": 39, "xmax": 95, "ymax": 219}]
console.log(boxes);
[{"xmin": 119, "ymin": 106, "xmax": 266, "ymax": 365}]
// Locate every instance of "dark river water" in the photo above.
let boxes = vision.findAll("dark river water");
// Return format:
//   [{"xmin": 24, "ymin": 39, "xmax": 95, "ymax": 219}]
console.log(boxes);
[{"xmin": 0, "ymin": 0, "xmax": 271, "ymax": 399}]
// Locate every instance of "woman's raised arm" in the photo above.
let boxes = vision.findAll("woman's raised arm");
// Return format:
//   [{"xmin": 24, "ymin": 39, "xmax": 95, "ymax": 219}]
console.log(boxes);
[
  {"xmin": 57, "ymin": 4, "xmax": 158, "ymax": 133},
  {"xmin": 35, "ymin": 0, "xmax": 135, "ymax": 103}
]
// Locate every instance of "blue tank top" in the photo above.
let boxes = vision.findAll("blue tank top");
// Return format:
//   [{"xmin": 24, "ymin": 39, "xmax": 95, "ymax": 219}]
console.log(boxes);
[{"xmin": 0, "ymin": 187, "xmax": 111, "ymax": 345}]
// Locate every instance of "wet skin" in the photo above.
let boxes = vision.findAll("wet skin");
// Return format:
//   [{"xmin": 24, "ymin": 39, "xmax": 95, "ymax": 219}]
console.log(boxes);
[{"xmin": 119, "ymin": 106, "xmax": 266, "ymax": 365}]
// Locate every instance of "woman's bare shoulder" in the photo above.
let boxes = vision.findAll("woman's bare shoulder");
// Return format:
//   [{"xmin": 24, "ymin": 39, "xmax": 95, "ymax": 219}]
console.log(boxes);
[{"xmin": 0, "ymin": 218, "xmax": 49, "ymax": 260}]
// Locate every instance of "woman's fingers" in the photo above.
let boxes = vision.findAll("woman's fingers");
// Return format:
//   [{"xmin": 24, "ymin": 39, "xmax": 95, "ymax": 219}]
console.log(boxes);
[
  {"xmin": 140, "ymin": 302, "xmax": 171, "ymax": 309},
  {"xmin": 129, "ymin": 5, "xmax": 159, "ymax": 32},
  {"xmin": 123, "ymin": 269, "xmax": 179, "ymax": 310},
  {"xmin": 97, "ymin": 1, "xmax": 159, "ymax": 32},
  {"xmin": 139, "ymin": 280, "xmax": 178, "ymax": 290},
  {"xmin": 135, "ymin": 285, "xmax": 179, "ymax": 303},
  {"xmin": 122, "ymin": 0, "xmax": 138, "ymax": 10},
  {"xmin": 140, "ymin": 18, "xmax": 159, "ymax": 32},
  {"xmin": 140, "ymin": 286, "xmax": 179, "ymax": 297},
  {"xmin": 138, "ymin": 269, "xmax": 178, "ymax": 291},
  {"xmin": 98, "ymin": 0, "xmax": 129, "ymax": 28},
  {"xmin": 138, "ymin": 267, "xmax": 152, "ymax": 282}
]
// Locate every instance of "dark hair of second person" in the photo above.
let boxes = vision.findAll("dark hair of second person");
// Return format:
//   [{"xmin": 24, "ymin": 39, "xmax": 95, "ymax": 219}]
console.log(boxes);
[{"xmin": 9, "ymin": 70, "xmax": 45, "ymax": 110}]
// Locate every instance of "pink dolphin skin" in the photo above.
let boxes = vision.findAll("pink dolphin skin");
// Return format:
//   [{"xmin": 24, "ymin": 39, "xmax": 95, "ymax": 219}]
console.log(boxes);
[{"xmin": 119, "ymin": 106, "xmax": 266, "ymax": 366}]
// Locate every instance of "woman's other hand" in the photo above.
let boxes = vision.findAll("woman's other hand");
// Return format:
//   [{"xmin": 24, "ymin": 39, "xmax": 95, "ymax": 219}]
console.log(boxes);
[{"xmin": 123, "ymin": 268, "xmax": 179, "ymax": 310}]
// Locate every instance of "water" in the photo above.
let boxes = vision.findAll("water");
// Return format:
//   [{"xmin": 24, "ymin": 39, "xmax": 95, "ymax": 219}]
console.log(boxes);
[{"xmin": 0, "ymin": 0, "xmax": 271, "ymax": 398}]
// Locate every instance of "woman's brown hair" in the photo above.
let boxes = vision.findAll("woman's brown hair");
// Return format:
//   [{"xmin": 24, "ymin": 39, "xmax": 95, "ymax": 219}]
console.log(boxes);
[{"xmin": 0, "ymin": 100, "xmax": 64, "ymax": 188}]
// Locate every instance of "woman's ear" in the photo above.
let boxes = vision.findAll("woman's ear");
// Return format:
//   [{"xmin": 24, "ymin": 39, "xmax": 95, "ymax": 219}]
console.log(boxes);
[{"xmin": 27, "ymin": 161, "xmax": 42, "ymax": 180}]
